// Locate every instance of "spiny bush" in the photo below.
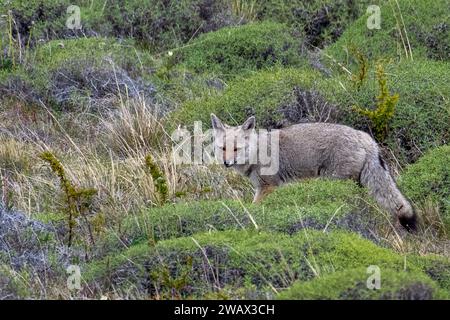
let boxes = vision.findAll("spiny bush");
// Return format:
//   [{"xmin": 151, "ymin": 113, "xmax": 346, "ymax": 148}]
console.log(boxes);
[
  {"xmin": 172, "ymin": 22, "xmax": 305, "ymax": 78},
  {"xmin": 278, "ymin": 268, "xmax": 448, "ymax": 299}
]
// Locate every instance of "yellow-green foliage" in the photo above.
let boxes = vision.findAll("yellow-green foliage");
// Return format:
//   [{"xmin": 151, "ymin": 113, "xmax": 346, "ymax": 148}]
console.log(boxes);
[
  {"xmin": 145, "ymin": 154, "xmax": 168, "ymax": 205},
  {"xmin": 39, "ymin": 151, "xmax": 97, "ymax": 247},
  {"xmin": 350, "ymin": 46, "xmax": 368, "ymax": 89},
  {"xmin": 354, "ymin": 62, "xmax": 399, "ymax": 141}
]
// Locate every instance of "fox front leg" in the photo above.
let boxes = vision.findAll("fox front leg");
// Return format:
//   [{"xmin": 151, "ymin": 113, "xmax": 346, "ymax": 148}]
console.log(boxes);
[{"xmin": 252, "ymin": 185, "xmax": 276, "ymax": 203}]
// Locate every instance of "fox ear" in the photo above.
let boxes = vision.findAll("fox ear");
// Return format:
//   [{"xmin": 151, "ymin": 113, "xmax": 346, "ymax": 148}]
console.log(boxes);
[
  {"xmin": 211, "ymin": 113, "xmax": 224, "ymax": 130},
  {"xmin": 242, "ymin": 116, "xmax": 256, "ymax": 130}
]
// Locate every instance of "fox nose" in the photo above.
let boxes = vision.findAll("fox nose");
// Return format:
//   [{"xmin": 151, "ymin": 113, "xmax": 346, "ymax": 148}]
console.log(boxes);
[{"xmin": 224, "ymin": 160, "xmax": 233, "ymax": 167}]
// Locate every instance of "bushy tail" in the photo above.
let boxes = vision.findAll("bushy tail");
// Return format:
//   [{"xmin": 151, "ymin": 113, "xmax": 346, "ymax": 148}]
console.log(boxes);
[{"xmin": 360, "ymin": 152, "xmax": 417, "ymax": 232}]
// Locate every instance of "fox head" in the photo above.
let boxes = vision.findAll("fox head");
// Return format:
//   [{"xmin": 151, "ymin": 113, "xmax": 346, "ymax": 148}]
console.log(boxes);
[{"xmin": 210, "ymin": 113, "xmax": 256, "ymax": 168}]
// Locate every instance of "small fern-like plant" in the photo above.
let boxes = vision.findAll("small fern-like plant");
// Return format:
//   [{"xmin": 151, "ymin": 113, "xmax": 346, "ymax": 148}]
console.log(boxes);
[
  {"xmin": 39, "ymin": 151, "xmax": 97, "ymax": 247},
  {"xmin": 354, "ymin": 62, "xmax": 399, "ymax": 142},
  {"xmin": 145, "ymin": 154, "xmax": 168, "ymax": 205}
]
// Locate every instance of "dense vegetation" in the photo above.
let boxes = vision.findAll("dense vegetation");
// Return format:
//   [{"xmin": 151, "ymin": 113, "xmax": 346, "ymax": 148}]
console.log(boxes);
[{"xmin": 0, "ymin": 0, "xmax": 448, "ymax": 299}]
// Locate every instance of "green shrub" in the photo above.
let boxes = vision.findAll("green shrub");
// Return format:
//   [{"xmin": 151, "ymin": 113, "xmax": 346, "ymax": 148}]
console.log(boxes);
[
  {"xmin": 1, "ymin": 0, "xmax": 235, "ymax": 52},
  {"xmin": 408, "ymin": 255, "xmax": 450, "ymax": 292},
  {"xmin": 399, "ymin": 146, "xmax": 450, "ymax": 233},
  {"xmin": 82, "ymin": 0, "xmax": 235, "ymax": 51},
  {"xmin": 253, "ymin": 0, "xmax": 371, "ymax": 47},
  {"xmin": 1, "ymin": 0, "xmax": 72, "ymax": 46},
  {"xmin": 0, "ymin": 265, "xmax": 32, "ymax": 299},
  {"xmin": 33, "ymin": 37, "xmax": 147, "ymax": 69},
  {"xmin": 86, "ymin": 229, "xmax": 429, "ymax": 298},
  {"xmin": 326, "ymin": 0, "xmax": 449, "ymax": 63},
  {"xmin": 278, "ymin": 267, "xmax": 448, "ymax": 299},
  {"xmin": 0, "ymin": 37, "xmax": 155, "ymax": 111},
  {"xmin": 171, "ymin": 67, "xmax": 323, "ymax": 129},
  {"xmin": 145, "ymin": 155, "xmax": 168, "ymax": 205},
  {"xmin": 100, "ymin": 179, "xmax": 384, "ymax": 254},
  {"xmin": 319, "ymin": 59, "xmax": 450, "ymax": 164},
  {"xmin": 174, "ymin": 22, "xmax": 304, "ymax": 78}
]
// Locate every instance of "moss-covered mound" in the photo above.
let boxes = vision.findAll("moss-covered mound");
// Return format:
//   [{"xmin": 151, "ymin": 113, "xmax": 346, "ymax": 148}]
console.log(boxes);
[
  {"xmin": 253, "ymin": 0, "xmax": 371, "ymax": 47},
  {"xmin": 278, "ymin": 268, "xmax": 448, "ymax": 300},
  {"xmin": 173, "ymin": 22, "xmax": 304, "ymax": 78},
  {"xmin": 0, "ymin": 0, "xmax": 73, "ymax": 46},
  {"xmin": 1, "ymin": 0, "xmax": 235, "ymax": 51},
  {"xmin": 0, "ymin": 37, "xmax": 155, "ymax": 111},
  {"xmin": 172, "ymin": 58, "xmax": 449, "ymax": 164},
  {"xmin": 86, "ymin": 230, "xmax": 402, "ymax": 298},
  {"xmin": 171, "ymin": 67, "xmax": 328, "ymax": 129},
  {"xmin": 86, "ymin": 229, "xmax": 447, "ymax": 299},
  {"xmin": 326, "ymin": 0, "xmax": 449, "ymax": 63},
  {"xmin": 82, "ymin": 0, "xmax": 237, "ymax": 51},
  {"xmin": 399, "ymin": 145, "xmax": 450, "ymax": 233},
  {"xmin": 409, "ymin": 255, "xmax": 450, "ymax": 292},
  {"xmin": 323, "ymin": 59, "xmax": 450, "ymax": 163},
  {"xmin": 100, "ymin": 180, "xmax": 384, "ymax": 254}
]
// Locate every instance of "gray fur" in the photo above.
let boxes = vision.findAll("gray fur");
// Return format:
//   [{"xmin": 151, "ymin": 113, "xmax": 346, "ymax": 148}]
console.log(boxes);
[{"xmin": 211, "ymin": 114, "xmax": 416, "ymax": 231}]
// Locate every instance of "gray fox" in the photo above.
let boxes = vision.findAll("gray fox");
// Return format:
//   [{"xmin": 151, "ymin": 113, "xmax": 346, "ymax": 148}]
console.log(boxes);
[{"xmin": 211, "ymin": 113, "xmax": 417, "ymax": 231}]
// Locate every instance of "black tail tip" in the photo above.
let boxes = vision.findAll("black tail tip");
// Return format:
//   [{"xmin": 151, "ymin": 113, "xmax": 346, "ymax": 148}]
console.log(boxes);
[{"xmin": 399, "ymin": 214, "xmax": 417, "ymax": 233}]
